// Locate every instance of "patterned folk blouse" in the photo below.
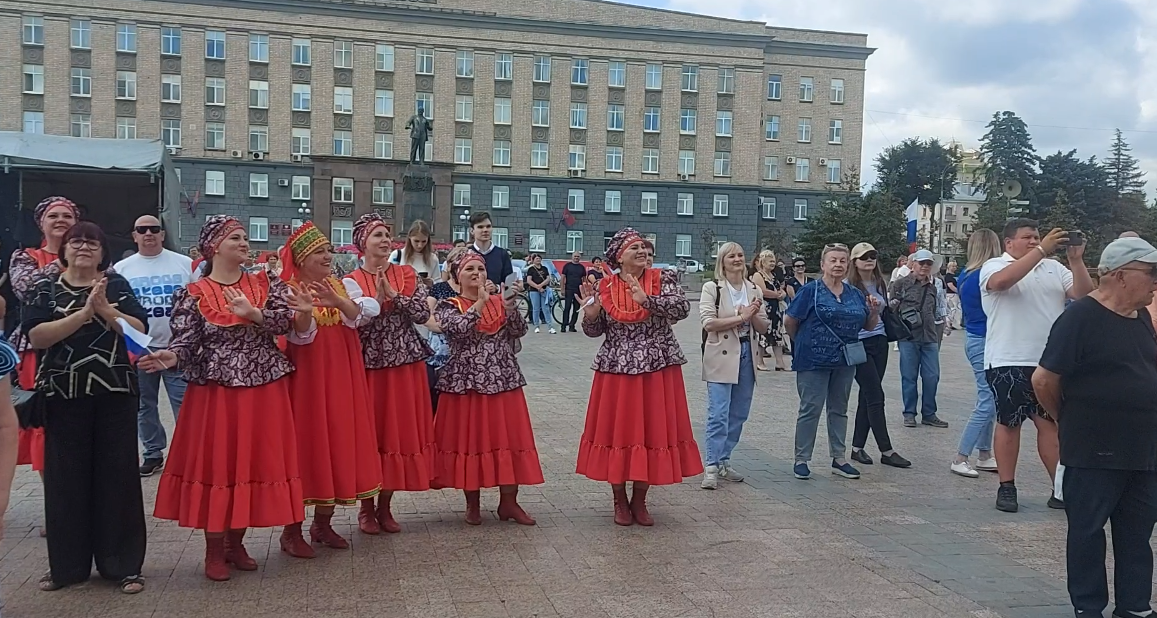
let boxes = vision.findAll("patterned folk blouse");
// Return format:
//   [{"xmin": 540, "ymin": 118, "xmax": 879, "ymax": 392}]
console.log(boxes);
[
  {"xmin": 434, "ymin": 296, "xmax": 528, "ymax": 395},
  {"xmin": 8, "ymin": 248, "xmax": 63, "ymax": 353},
  {"xmin": 168, "ymin": 270, "xmax": 296, "ymax": 387},
  {"xmin": 344, "ymin": 265, "xmax": 433, "ymax": 369},
  {"xmin": 582, "ymin": 268, "xmax": 690, "ymax": 375}
]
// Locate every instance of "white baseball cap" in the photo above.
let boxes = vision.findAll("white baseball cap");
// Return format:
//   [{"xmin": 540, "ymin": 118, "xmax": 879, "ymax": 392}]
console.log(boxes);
[{"xmin": 1099, "ymin": 237, "xmax": 1157, "ymax": 273}]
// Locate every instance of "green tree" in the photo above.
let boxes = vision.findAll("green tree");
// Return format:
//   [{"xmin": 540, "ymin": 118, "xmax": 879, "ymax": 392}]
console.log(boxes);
[
  {"xmin": 1104, "ymin": 128, "xmax": 1146, "ymax": 197},
  {"xmin": 977, "ymin": 111, "xmax": 1039, "ymax": 216},
  {"xmin": 873, "ymin": 138, "xmax": 960, "ymax": 208},
  {"xmin": 797, "ymin": 181, "xmax": 907, "ymax": 267},
  {"xmin": 757, "ymin": 226, "xmax": 794, "ymax": 262}
]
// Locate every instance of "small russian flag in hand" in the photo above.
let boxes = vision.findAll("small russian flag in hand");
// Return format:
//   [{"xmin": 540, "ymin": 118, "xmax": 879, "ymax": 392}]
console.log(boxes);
[{"xmin": 116, "ymin": 317, "xmax": 153, "ymax": 363}]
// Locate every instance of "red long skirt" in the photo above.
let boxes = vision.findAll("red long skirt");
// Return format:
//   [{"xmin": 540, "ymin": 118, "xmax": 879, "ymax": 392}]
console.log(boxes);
[
  {"xmin": 16, "ymin": 350, "xmax": 44, "ymax": 471},
  {"xmin": 286, "ymin": 326, "xmax": 382, "ymax": 505},
  {"xmin": 153, "ymin": 379, "xmax": 305, "ymax": 532},
  {"xmin": 433, "ymin": 388, "xmax": 544, "ymax": 491},
  {"xmin": 576, "ymin": 365, "xmax": 704, "ymax": 485},
  {"xmin": 367, "ymin": 361, "xmax": 436, "ymax": 492}
]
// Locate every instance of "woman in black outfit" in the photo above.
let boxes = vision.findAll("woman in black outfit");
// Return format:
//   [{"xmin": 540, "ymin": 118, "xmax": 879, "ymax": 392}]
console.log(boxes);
[
  {"xmin": 22, "ymin": 222, "xmax": 149, "ymax": 594},
  {"xmin": 749, "ymin": 250, "xmax": 788, "ymax": 371}
]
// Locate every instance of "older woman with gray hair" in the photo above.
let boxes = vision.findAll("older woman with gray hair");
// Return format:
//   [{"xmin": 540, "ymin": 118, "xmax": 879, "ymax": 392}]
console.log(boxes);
[
  {"xmin": 700, "ymin": 242, "xmax": 771, "ymax": 489},
  {"xmin": 784, "ymin": 243, "xmax": 880, "ymax": 481}
]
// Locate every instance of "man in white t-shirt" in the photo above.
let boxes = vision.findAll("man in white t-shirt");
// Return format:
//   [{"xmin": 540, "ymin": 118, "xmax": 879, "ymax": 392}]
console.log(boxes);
[
  {"xmin": 113, "ymin": 216, "xmax": 194, "ymax": 477},
  {"xmin": 980, "ymin": 218, "xmax": 1093, "ymax": 513}
]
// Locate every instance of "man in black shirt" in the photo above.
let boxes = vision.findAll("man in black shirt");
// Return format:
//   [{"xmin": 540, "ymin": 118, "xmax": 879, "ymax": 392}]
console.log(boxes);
[
  {"xmin": 560, "ymin": 251, "xmax": 587, "ymax": 333},
  {"xmin": 1033, "ymin": 237, "xmax": 1157, "ymax": 618}
]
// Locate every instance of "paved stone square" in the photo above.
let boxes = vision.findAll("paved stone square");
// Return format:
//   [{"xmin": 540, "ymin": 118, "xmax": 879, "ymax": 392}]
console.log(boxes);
[{"xmin": 0, "ymin": 305, "xmax": 1137, "ymax": 617}]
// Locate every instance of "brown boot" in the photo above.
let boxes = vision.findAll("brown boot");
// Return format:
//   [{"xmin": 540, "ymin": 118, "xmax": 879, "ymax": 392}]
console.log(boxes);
[
  {"xmin": 612, "ymin": 485, "xmax": 633, "ymax": 526},
  {"xmin": 358, "ymin": 498, "xmax": 381, "ymax": 535},
  {"xmin": 630, "ymin": 483, "xmax": 654, "ymax": 526},
  {"xmin": 224, "ymin": 529, "xmax": 258, "ymax": 571},
  {"xmin": 376, "ymin": 493, "xmax": 402, "ymax": 534},
  {"xmin": 464, "ymin": 490, "xmax": 482, "ymax": 525},
  {"xmin": 309, "ymin": 512, "xmax": 350, "ymax": 549},
  {"xmin": 204, "ymin": 536, "xmax": 230, "ymax": 581},
  {"xmin": 496, "ymin": 487, "xmax": 536, "ymax": 526},
  {"xmin": 279, "ymin": 522, "xmax": 315, "ymax": 559}
]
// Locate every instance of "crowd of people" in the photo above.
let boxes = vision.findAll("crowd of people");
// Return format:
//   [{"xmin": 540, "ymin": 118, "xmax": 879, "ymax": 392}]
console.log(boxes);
[{"xmin": 1, "ymin": 199, "xmax": 1156, "ymax": 617}]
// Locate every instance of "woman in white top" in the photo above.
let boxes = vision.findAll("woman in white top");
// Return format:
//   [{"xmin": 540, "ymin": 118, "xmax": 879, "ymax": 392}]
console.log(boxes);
[
  {"xmin": 699, "ymin": 243, "xmax": 771, "ymax": 490},
  {"xmin": 390, "ymin": 220, "xmax": 440, "ymax": 281}
]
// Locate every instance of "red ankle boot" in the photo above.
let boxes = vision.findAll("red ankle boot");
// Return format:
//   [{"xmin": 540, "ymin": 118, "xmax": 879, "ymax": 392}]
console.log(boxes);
[
  {"xmin": 630, "ymin": 484, "xmax": 654, "ymax": 527},
  {"xmin": 309, "ymin": 512, "xmax": 350, "ymax": 549},
  {"xmin": 376, "ymin": 494, "xmax": 402, "ymax": 534},
  {"xmin": 358, "ymin": 499, "xmax": 381, "ymax": 535},
  {"xmin": 279, "ymin": 523, "xmax": 316, "ymax": 559},
  {"xmin": 224, "ymin": 529, "xmax": 258, "ymax": 571},
  {"xmin": 204, "ymin": 536, "xmax": 230, "ymax": 581},
  {"xmin": 612, "ymin": 486, "xmax": 633, "ymax": 526},
  {"xmin": 497, "ymin": 488, "xmax": 536, "ymax": 526},
  {"xmin": 464, "ymin": 490, "xmax": 482, "ymax": 525}
]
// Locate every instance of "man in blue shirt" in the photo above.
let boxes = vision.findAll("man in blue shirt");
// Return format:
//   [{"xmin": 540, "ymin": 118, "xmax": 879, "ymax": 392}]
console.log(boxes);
[{"xmin": 467, "ymin": 211, "xmax": 513, "ymax": 288}]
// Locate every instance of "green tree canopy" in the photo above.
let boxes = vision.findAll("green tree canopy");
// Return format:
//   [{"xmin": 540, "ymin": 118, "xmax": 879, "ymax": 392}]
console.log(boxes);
[
  {"xmin": 873, "ymin": 138, "xmax": 960, "ymax": 208},
  {"xmin": 1105, "ymin": 128, "xmax": 1146, "ymax": 198},
  {"xmin": 797, "ymin": 181, "xmax": 907, "ymax": 269},
  {"xmin": 978, "ymin": 111, "xmax": 1039, "ymax": 214}
]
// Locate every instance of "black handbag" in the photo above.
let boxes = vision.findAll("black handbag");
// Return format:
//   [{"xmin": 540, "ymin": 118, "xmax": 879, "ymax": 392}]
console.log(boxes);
[
  {"xmin": 882, "ymin": 306, "xmax": 912, "ymax": 342},
  {"xmin": 11, "ymin": 378, "xmax": 45, "ymax": 430}
]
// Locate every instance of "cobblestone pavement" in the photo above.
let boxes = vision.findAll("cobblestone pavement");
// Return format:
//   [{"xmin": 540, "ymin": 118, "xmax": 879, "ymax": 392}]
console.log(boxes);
[{"xmin": 0, "ymin": 304, "xmax": 1135, "ymax": 617}]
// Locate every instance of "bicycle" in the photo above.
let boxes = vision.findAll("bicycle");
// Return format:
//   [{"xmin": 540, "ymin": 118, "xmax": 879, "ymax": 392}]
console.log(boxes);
[{"xmin": 520, "ymin": 283, "xmax": 566, "ymax": 327}]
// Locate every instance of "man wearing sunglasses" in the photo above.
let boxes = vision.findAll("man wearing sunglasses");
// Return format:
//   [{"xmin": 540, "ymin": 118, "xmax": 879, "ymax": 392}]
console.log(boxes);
[
  {"xmin": 113, "ymin": 216, "xmax": 194, "ymax": 477},
  {"xmin": 890, "ymin": 249, "xmax": 950, "ymax": 429}
]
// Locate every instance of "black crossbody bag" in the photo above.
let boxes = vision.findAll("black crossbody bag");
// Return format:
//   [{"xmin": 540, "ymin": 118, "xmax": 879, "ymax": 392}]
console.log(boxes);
[{"xmin": 9, "ymin": 278, "xmax": 54, "ymax": 429}]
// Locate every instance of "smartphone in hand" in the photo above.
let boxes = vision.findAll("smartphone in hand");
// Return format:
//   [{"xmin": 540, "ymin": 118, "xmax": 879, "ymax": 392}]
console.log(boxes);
[{"xmin": 503, "ymin": 273, "xmax": 520, "ymax": 300}]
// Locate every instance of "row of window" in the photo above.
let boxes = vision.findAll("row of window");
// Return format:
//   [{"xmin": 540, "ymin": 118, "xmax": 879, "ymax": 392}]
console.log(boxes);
[{"xmin": 21, "ymin": 16, "xmax": 846, "ymax": 101}]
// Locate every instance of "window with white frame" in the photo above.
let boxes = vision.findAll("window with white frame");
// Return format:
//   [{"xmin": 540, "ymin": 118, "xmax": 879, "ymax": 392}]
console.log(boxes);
[
  {"xmin": 415, "ymin": 93, "xmax": 433, "ymax": 118},
  {"xmin": 70, "ymin": 114, "xmax": 91, "ymax": 138},
  {"xmin": 116, "ymin": 117, "xmax": 136, "ymax": 139},
  {"xmin": 456, "ymin": 50, "xmax": 474, "ymax": 77},
  {"xmin": 714, "ymin": 152, "xmax": 731, "ymax": 177},
  {"xmin": 22, "ymin": 65, "xmax": 43, "ymax": 94},
  {"xmin": 376, "ymin": 44, "xmax": 395, "ymax": 71},
  {"xmin": 205, "ymin": 170, "xmax": 225, "ymax": 195},
  {"xmin": 494, "ymin": 52, "xmax": 512, "ymax": 80},
  {"xmin": 413, "ymin": 48, "xmax": 433, "ymax": 74},
  {"xmin": 767, "ymin": 74, "xmax": 782, "ymax": 100},
  {"xmin": 641, "ymin": 192, "xmax": 658, "ymax": 215},
  {"xmin": 292, "ymin": 219, "xmax": 305, "ymax": 231},
  {"xmin": 831, "ymin": 78, "xmax": 845, "ymax": 104},
  {"xmin": 603, "ymin": 232, "xmax": 616, "ymax": 252},
  {"xmin": 642, "ymin": 149, "xmax": 659, "ymax": 174},
  {"xmin": 530, "ymin": 188, "xmax": 548, "ymax": 211},
  {"xmin": 492, "ymin": 186, "xmax": 510, "ymax": 209},
  {"xmin": 249, "ymin": 34, "xmax": 269, "ymax": 62},
  {"xmin": 798, "ymin": 118, "xmax": 812, "ymax": 142},
  {"xmin": 291, "ymin": 175, "xmax": 311, "ymax": 200},
  {"xmin": 23, "ymin": 16, "xmax": 43, "ymax": 46},
  {"xmin": 333, "ymin": 131, "xmax": 352, "ymax": 156},
  {"xmin": 22, "ymin": 111, "xmax": 44, "ymax": 134},
  {"xmin": 291, "ymin": 84, "xmax": 311, "ymax": 111},
  {"xmin": 675, "ymin": 234, "xmax": 692, "ymax": 257},
  {"xmin": 161, "ymin": 75, "xmax": 181, "ymax": 103},
  {"xmin": 531, "ymin": 143, "xmax": 548, "ymax": 168},
  {"xmin": 205, "ymin": 77, "xmax": 224, "ymax": 105},
  {"xmin": 607, "ymin": 105, "xmax": 624, "ymax": 131},
  {"xmin": 718, "ymin": 67, "xmax": 735, "ymax": 94},
  {"xmin": 331, "ymin": 220, "xmax": 353, "ymax": 246},
  {"xmin": 568, "ymin": 189, "xmax": 585, "ymax": 212},
  {"xmin": 645, "ymin": 63, "xmax": 662, "ymax": 89},
  {"xmin": 204, "ymin": 30, "xmax": 224, "ymax": 59},
  {"xmin": 372, "ymin": 179, "xmax": 395, "ymax": 204},
  {"xmin": 761, "ymin": 197, "xmax": 777, "ymax": 220},
  {"xmin": 681, "ymin": 65, "xmax": 699, "ymax": 91},
  {"xmin": 796, "ymin": 158, "xmax": 810, "ymax": 182},
  {"xmin": 827, "ymin": 159, "xmax": 842, "ymax": 184},
  {"xmin": 604, "ymin": 190, "xmax": 621, "ymax": 213},
  {"xmin": 529, "ymin": 229, "xmax": 546, "ymax": 253},
  {"xmin": 799, "ymin": 76, "xmax": 814, "ymax": 102},
  {"xmin": 493, "ymin": 227, "xmax": 509, "ymax": 249},
  {"xmin": 679, "ymin": 150, "xmax": 695, "ymax": 176},
  {"xmin": 570, "ymin": 102, "xmax": 588, "ymax": 129},
  {"xmin": 455, "ymin": 95, "xmax": 473, "ymax": 122},
  {"xmin": 533, "ymin": 55, "xmax": 551, "ymax": 82},
  {"xmin": 71, "ymin": 68, "xmax": 91, "ymax": 96},
  {"xmin": 680, "ymin": 109, "xmax": 697, "ymax": 134},
  {"xmin": 765, "ymin": 114, "xmax": 780, "ymax": 140},
  {"xmin": 205, "ymin": 122, "xmax": 225, "ymax": 150},
  {"xmin": 292, "ymin": 128, "xmax": 311, "ymax": 155},
  {"xmin": 334, "ymin": 87, "xmax": 353, "ymax": 114},
  {"xmin": 566, "ymin": 230, "xmax": 583, "ymax": 253},
  {"xmin": 117, "ymin": 23, "xmax": 137, "ymax": 53},
  {"xmin": 249, "ymin": 217, "xmax": 268, "ymax": 241},
  {"xmin": 764, "ymin": 156, "xmax": 779, "ymax": 181},
  {"xmin": 162, "ymin": 119, "xmax": 181, "ymax": 147},
  {"xmin": 249, "ymin": 174, "xmax": 268, "ymax": 198},
  {"xmin": 494, "ymin": 98, "xmax": 512, "ymax": 124},
  {"xmin": 162, "ymin": 27, "xmax": 182, "ymax": 55},
  {"xmin": 716, "ymin": 111, "xmax": 732, "ymax": 137},
  {"xmin": 794, "ymin": 199, "xmax": 808, "ymax": 220},
  {"xmin": 249, "ymin": 126, "xmax": 268, "ymax": 153},
  {"xmin": 643, "ymin": 107, "xmax": 660, "ymax": 132},
  {"xmin": 70, "ymin": 19, "xmax": 91, "ymax": 49},
  {"xmin": 375, "ymin": 132, "xmax": 395, "ymax": 158},
  {"xmin": 292, "ymin": 39, "xmax": 311, "ymax": 66},
  {"xmin": 334, "ymin": 40, "xmax": 353, "ymax": 69},
  {"xmin": 249, "ymin": 80, "xmax": 268, "ymax": 108},
  {"xmin": 713, "ymin": 194, "xmax": 729, "ymax": 217},
  {"xmin": 608, "ymin": 61, "xmax": 626, "ymax": 87},
  {"xmin": 677, "ymin": 193, "xmax": 693, "ymax": 216},
  {"xmin": 710, "ymin": 239, "xmax": 727, "ymax": 258},
  {"xmin": 332, "ymin": 178, "xmax": 354, "ymax": 202},
  {"xmin": 367, "ymin": 89, "xmax": 391, "ymax": 117},
  {"xmin": 532, "ymin": 100, "xmax": 550, "ymax": 127},
  {"xmin": 454, "ymin": 138, "xmax": 472, "ymax": 164},
  {"xmin": 571, "ymin": 58, "xmax": 589, "ymax": 85},
  {"xmin": 569, "ymin": 145, "xmax": 586, "ymax": 170},
  {"xmin": 452, "ymin": 227, "xmax": 467, "ymax": 242},
  {"xmin": 606, "ymin": 146, "xmax": 623, "ymax": 172},
  {"xmin": 493, "ymin": 140, "xmax": 511, "ymax": 166},
  {"xmin": 451, "ymin": 184, "xmax": 470, "ymax": 208},
  {"xmin": 829, "ymin": 119, "xmax": 843, "ymax": 144}
]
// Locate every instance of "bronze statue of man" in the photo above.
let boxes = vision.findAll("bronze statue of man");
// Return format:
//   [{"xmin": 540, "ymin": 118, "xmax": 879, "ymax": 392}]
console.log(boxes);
[{"xmin": 405, "ymin": 107, "xmax": 432, "ymax": 164}]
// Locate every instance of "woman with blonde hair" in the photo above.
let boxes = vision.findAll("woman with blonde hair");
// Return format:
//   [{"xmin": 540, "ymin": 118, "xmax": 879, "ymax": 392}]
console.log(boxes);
[
  {"xmin": 950, "ymin": 229, "xmax": 1003, "ymax": 477},
  {"xmin": 392, "ymin": 220, "xmax": 440, "ymax": 281},
  {"xmin": 700, "ymin": 243, "xmax": 771, "ymax": 489},
  {"xmin": 749, "ymin": 250, "xmax": 789, "ymax": 371}
]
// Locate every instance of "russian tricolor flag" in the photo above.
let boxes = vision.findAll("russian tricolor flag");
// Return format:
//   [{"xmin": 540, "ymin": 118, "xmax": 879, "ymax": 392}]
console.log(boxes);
[
  {"xmin": 905, "ymin": 198, "xmax": 920, "ymax": 253},
  {"xmin": 116, "ymin": 317, "xmax": 153, "ymax": 363}
]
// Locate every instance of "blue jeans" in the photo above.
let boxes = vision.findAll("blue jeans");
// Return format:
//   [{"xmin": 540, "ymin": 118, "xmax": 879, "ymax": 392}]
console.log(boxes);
[
  {"xmin": 898, "ymin": 340, "xmax": 940, "ymax": 420},
  {"xmin": 794, "ymin": 365, "xmax": 856, "ymax": 463},
  {"xmin": 957, "ymin": 333, "xmax": 995, "ymax": 457},
  {"xmin": 137, "ymin": 358, "xmax": 188, "ymax": 461},
  {"xmin": 705, "ymin": 341, "xmax": 755, "ymax": 466},
  {"xmin": 528, "ymin": 290, "xmax": 551, "ymax": 326}
]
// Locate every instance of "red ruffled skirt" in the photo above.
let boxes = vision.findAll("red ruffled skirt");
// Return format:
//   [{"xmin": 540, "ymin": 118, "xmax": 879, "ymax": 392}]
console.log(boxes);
[
  {"xmin": 286, "ymin": 326, "xmax": 382, "ymax": 505},
  {"xmin": 367, "ymin": 361, "xmax": 436, "ymax": 492},
  {"xmin": 433, "ymin": 388, "xmax": 544, "ymax": 491},
  {"xmin": 16, "ymin": 350, "xmax": 43, "ymax": 471},
  {"xmin": 576, "ymin": 366, "xmax": 704, "ymax": 485},
  {"xmin": 154, "ymin": 379, "xmax": 305, "ymax": 532}
]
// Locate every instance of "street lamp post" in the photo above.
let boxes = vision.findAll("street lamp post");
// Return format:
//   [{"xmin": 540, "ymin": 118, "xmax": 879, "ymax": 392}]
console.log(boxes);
[{"xmin": 297, "ymin": 203, "xmax": 312, "ymax": 221}]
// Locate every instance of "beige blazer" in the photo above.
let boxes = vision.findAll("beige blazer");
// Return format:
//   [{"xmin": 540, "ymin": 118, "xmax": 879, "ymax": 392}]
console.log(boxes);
[{"xmin": 700, "ymin": 279, "xmax": 772, "ymax": 384}]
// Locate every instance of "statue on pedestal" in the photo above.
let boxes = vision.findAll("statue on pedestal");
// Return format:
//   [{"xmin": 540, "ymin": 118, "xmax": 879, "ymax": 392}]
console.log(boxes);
[{"xmin": 405, "ymin": 106, "xmax": 432, "ymax": 165}]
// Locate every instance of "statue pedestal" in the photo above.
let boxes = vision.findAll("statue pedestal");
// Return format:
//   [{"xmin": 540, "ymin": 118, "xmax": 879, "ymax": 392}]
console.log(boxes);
[{"xmin": 402, "ymin": 164, "xmax": 434, "ymax": 232}]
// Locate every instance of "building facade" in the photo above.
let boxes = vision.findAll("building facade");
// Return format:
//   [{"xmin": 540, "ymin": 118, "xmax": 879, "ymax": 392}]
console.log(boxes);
[
  {"xmin": 917, "ymin": 147, "xmax": 985, "ymax": 258},
  {"xmin": 0, "ymin": 0, "xmax": 872, "ymax": 260}
]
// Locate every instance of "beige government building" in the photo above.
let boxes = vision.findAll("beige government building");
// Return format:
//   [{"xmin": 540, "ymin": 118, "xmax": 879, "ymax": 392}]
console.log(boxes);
[{"xmin": 0, "ymin": 0, "xmax": 872, "ymax": 260}]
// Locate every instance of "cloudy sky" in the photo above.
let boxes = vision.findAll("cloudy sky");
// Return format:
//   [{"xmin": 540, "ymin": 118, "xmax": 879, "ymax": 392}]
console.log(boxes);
[{"xmin": 623, "ymin": 0, "xmax": 1156, "ymax": 193}]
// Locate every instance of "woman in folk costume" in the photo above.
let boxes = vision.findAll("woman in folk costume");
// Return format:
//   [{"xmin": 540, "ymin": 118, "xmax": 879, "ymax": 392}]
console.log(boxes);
[
  {"xmin": 276, "ymin": 222, "xmax": 383, "ymax": 552},
  {"xmin": 140, "ymin": 216, "xmax": 314, "ymax": 581},
  {"xmin": 8, "ymin": 197, "xmax": 80, "ymax": 482},
  {"xmin": 434, "ymin": 252, "xmax": 544, "ymax": 525},
  {"xmin": 344, "ymin": 214, "xmax": 435, "ymax": 535},
  {"xmin": 575, "ymin": 227, "xmax": 703, "ymax": 526}
]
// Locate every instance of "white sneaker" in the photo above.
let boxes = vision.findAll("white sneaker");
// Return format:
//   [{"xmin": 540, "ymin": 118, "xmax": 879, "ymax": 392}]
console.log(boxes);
[
  {"xmin": 701, "ymin": 465, "xmax": 719, "ymax": 489},
  {"xmin": 549, "ymin": 328, "xmax": 557, "ymax": 334},
  {"xmin": 975, "ymin": 457, "xmax": 998, "ymax": 472},
  {"xmin": 950, "ymin": 461, "xmax": 980, "ymax": 478},
  {"xmin": 535, "ymin": 327, "xmax": 541, "ymax": 333},
  {"xmin": 718, "ymin": 463, "xmax": 744, "ymax": 483}
]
